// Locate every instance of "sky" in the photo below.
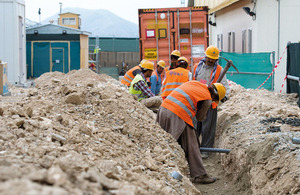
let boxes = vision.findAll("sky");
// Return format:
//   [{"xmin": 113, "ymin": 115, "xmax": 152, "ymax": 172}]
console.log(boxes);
[{"xmin": 25, "ymin": 0, "xmax": 187, "ymax": 24}]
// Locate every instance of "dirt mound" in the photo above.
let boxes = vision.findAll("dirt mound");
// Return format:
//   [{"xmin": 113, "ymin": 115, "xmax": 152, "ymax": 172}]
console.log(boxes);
[
  {"xmin": 217, "ymin": 81, "xmax": 300, "ymax": 194},
  {"xmin": 0, "ymin": 69, "xmax": 200, "ymax": 194}
]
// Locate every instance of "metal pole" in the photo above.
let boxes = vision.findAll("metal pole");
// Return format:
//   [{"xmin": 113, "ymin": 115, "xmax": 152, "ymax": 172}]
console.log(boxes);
[
  {"xmin": 278, "ymin": 0, "xmax": 280, "ymax": 61},
  {"xmin": 59, "ymin": 2, "xmax": 62, "ymax": 14},
  {"xmin": 177, "ymin": 10, "xmax": 180, "ymax": 51},
  {"xmin": 155, "ymin": 10, "xmax": 159, "ymax": 62},
  {"xmin": 200, "ymin": 147, "xmax": 231, "ymax": 153},
  {"xmin": 189, "ymin": 9, "xmax": 193, "ymax": 73},
  {"xmin": 96, "ymin": 36, "xmax": 99, "ymax": 73},
  {"xmin": 168, "ymin": 11, "xmax": 171, "ymax": 66},
  {"xmin": 287, "ymin": 75, "xmax": 299, "ymax": 81},
  {"xmin": 272, "ymin": 51, "xmax": 275, "ymax": 91},
  {"xmin": 292, "ymin": 138, "xmax": 300, "ymax": 144}
]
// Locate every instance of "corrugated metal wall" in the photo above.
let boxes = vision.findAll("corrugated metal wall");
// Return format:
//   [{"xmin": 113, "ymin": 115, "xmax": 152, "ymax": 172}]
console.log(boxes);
[
  {"xmin": 89, "ymin": 37, "xmax": 140, "ymax": 74},
  {"xmin": 89, "ymin": 37, "xmax": 139, "ymax": 52}
]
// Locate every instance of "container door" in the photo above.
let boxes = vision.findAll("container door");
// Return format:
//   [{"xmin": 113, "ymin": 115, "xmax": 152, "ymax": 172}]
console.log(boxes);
[
  {"xmin": 177, "ymin": 8, "xmax": 208, "ymax": 72},
  {"xmin": 139, "ymin": 7, "xmax": 208, "ymax": 69},
  {"xmin": 139, "ymin": 9, "xmax": 174, "ymax": 67},
  {"xmin": 51, "ymin": 48, "xmax": 64, "ymax": 73}
]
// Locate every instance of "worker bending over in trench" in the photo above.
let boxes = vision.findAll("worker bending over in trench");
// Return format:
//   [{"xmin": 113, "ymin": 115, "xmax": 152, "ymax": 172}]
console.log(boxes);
[
  {"xmin": 121, "ymin": 59, "xmax": 146, "ymax": 87},
  {"xmin": 161, "ymin": 56, "xmax": 191, "ymax": 100},
  {"xmin": 165, "ymin": 50, "xmax": 181, "ymax": 72},
  {"xmin": 192, "ymin": 45, "xmax": 230, "ymax": 158},
  {"xmin": 129, "ymin": 60, "xmax": 162, "ymax": 108},
  {"xmin": 149, "ymin": 60, "xmax": 165, "ymax": 95},
  {"xmin": 157, "ymin": 81, "xmax": 226, "ymax": 184}
]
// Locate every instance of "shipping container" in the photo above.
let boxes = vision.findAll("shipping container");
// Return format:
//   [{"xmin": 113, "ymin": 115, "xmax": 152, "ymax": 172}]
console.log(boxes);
[{"xmin": 138, "ymin": 6, "xmax": 209, "ymax": 71}]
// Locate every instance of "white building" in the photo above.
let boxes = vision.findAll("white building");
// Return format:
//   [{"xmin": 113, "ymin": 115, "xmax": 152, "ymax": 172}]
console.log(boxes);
[
  {"xmin": 189, "ymin": 0, "xmax": 300, "ymax": 92},
  {"xmin": 0, "ymin": 0, "xmax": 26, "ymax": 84}
]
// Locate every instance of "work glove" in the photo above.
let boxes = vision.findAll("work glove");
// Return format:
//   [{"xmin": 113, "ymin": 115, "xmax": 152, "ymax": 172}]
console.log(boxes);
[
  {"xmin": 147, "ymin": 81, "xmax": 151, "ymax": 87},
  {"xmin": 221, "ymin": 96, "xmax": 228, "ymax": 103}
]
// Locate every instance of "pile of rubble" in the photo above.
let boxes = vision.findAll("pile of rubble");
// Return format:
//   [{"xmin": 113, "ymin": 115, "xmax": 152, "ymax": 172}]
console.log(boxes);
[
  {"xmin": 0, "ymin": 69, "xmax": 200, "ymax": 194},
  {"xmin": 217, "ymin": 82, "xmax": 300, "ymax": 194}
]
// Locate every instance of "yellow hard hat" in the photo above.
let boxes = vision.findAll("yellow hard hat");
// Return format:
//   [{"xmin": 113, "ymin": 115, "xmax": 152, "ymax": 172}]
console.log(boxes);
[
  {"xmin": 139, "ymin": 59, "xmax": 147, "ymax": 67},
  {"xmin": 205, "ymin": 46, "xmax": 220, "ymax": 60},
  {"xmin": 171, "ymin": 50, "xmax": 181, "ymax": 57},
  {"xmin": 177, "ymin": 56, "xmax": 188, "ymax": 64},
  {"xmin": 157, "ymin": 60, "xmax": 166, "ymax": 68},
  {"xmin": 140, "ymin": 60, "xmax": 154, "ymax": 70},
  {"xmin": 212, "ymin": 83, "xmax": 226, "ymax": 102}
]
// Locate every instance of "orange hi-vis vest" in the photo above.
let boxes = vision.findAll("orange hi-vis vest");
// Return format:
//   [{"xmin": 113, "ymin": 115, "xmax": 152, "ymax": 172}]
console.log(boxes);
[
  {"xmin": 121, "ymin": 65, "xmax": 140, "ymax": 86},
  {"xmin": 161, "ymin": 81, "xmax": 212, "ymax": 127},
  {"xmin": 161, "ymin": 67, "xmax": 189, "ymax": 99},
  {"xmin": 192, "ymin": 63, "xmax": 222, "ymax": 83},
  {"xmin": 151, "ymin": 69, "xmax": 163, "ymax": 83},
  {"xmin": 192, "ymin": 63, "xmax": 222, "ymax": 109}
]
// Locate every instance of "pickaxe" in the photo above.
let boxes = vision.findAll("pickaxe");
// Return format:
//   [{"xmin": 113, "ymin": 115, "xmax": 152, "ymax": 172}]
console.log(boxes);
[{"xmin": 216, "ymin": 56, "xmax": 239, "ymax": 82}]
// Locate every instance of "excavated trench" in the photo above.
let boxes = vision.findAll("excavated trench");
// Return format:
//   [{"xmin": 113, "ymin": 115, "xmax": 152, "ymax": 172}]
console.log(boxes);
[{"xmin": 0, "ymin": 69, "xmax": 299, "ymax": 194}]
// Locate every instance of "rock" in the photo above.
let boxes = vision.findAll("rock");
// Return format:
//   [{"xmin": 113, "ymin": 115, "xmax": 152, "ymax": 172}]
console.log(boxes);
[
  {"xmin": 52, "ymin": 78, "xmax": 61, "ymax": 84},
  {"xmin": 52, "ymin": 133, "xmax": 66, "ymax": 144},
  {"xmin": 26, "ymin": 107, "xmax": 33, "ymax": 117},
  {"xmin": 65, "ymin": 93, "xmax": 82, "ymax": 105},
  {"xmin": 47, "ymin": 165, "xmax": 68, "ymax": 185}
]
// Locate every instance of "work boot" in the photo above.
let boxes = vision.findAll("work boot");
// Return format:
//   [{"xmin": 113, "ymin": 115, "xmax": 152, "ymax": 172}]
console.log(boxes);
[{"xmin": 192, "ymin": 174, "xmax": 216, "ymax": 184}]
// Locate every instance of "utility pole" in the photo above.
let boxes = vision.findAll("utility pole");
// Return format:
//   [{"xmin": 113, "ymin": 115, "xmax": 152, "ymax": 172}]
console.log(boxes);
[
  {"xmin": 38, "ymin": 8, "xmax": 41, "ymax": 24},
  {"xmin": 59, "ymin": 2, "xmax": 62, "ymax": 14}
]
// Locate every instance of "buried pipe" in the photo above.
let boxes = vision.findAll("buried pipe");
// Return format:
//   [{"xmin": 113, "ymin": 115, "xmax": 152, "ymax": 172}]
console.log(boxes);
[
  {"xmin": 200, "ymin": 147, "xmax": 231, "ymax": 153},
  {"xmin": 292, "ymin": 138, "xmax": 300, "ymax": 144}
]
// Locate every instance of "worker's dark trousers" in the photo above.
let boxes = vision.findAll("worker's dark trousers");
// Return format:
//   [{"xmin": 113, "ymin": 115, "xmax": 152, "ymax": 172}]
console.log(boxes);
[
  {"xmin": 198, "ymin": 107, "xmax": 217, "ymax": 148},
  {"xmin": 157, "ymin": 107, "xmax": 207, "ymax": 178}
]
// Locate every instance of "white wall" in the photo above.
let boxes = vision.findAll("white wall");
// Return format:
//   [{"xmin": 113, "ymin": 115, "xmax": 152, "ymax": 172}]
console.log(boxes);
[
  {"xmin": 211, "ymin": 0, "xmax": 255, "ymax": 52},
  {"xmin": 207, "ymin": 0, "xmax": 300, "ymax": 92},
  {"xmin": 0, "ymin": 0, "xmax": 26, "ymax": 84}
]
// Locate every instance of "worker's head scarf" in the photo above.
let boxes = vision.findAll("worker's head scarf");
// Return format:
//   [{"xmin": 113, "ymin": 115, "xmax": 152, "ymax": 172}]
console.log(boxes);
[{"xmin": 194, "ymin": 58, "xmax": 218, "ymax": 85}]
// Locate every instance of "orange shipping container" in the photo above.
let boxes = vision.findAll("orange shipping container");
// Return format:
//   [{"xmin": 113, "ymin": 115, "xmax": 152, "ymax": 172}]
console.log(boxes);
[{"xmin": 138, "ymin": 7, "xmax": 209, "ymax": 73}]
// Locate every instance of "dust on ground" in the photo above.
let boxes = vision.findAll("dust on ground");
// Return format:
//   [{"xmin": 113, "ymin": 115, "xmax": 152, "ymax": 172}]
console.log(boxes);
[{"xmin": 0, "ymin": 70, "xmax": 299, "ymax": 195}]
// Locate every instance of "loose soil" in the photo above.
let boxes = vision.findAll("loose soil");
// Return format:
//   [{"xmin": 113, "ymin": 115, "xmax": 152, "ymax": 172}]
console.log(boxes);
[{"xmin": 0, "ymin": 69, "xmax": 299, "ymax": 195}]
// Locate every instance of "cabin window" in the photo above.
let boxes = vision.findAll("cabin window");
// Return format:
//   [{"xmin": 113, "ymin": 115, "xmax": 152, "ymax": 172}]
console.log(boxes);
[{"xmin": 62, "ymin": 18, "xmax": 76, "ymax": 25}]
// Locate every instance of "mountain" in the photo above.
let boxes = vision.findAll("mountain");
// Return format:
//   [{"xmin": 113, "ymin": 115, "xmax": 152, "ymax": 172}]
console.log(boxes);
[
  {"xmin": 25, "ymin": 18, "xmax": 39, "ymax": 28},
  {"xmin": 42, "ymin": 8, "xmax": 138, "ymax": 37}
]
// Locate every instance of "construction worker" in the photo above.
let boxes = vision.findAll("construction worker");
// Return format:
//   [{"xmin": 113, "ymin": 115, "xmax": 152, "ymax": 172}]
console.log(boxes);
[
  {"xmin": 121, "ymin": 59, "xmax": 146, "ymax": 87},
  {"xmin": 149, "ymin": 60, "xmax": 165, "ymax": 95},
  {"xmin": 129, "ymin": 60, "xmax": 162, "ymax": 108},
  {"xmin": 192, "ymin": 45, "xmax": 230, "ymax": 158},
  {"xmin": 161, "ymin": 57, "xmax": 191, "ymax": 100},
  {"xmin": 165, "ymin": 50, "xmax": 181, "ymax": 72},
  {"xmin": 157, "ymin": 81, "xmax": 226, "ymax": 184}
]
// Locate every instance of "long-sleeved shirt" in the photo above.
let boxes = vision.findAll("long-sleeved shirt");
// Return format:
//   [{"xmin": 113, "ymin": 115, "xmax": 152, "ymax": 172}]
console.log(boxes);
[
  {"xmin": 191, "ymin": 64, "xmax": 230, "ymax": 97},
  {"xmin": 149, "ymin": 70, "xmax": 162, "ymax": 95},
  {"xmin": 133, "ymin": 73, "xmax": 155, "ymax": 98}
]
